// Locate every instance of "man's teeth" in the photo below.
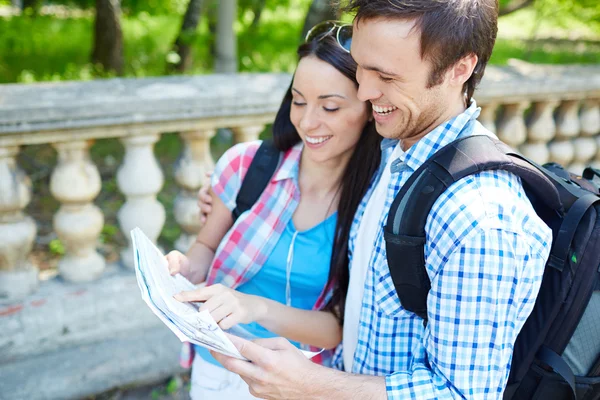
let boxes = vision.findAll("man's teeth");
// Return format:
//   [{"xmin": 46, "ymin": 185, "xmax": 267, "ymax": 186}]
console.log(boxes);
[
  {"xmin": 306, "ymin": 136, "xmax": 332, "ymax": 144},
  {"xmin": 372, "ymin": 105, "xmax": 398, "ymax": 115}
]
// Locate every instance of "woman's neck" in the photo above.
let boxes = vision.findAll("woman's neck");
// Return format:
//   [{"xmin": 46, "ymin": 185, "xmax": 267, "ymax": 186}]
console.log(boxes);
[{"xmin": 298, "ymin": 148, "xmax": 352, "ymax": 199}]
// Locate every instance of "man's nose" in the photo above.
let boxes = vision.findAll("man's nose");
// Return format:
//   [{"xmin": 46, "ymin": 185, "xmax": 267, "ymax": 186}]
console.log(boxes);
[{"xmin": 356, "ymin": 74, "xmax": 382, "ymax": 103}]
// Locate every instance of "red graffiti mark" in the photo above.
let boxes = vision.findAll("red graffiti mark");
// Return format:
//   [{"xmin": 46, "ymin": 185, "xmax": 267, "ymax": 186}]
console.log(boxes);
[
  {"xmin": 69, "ymin": 289, "xmax": 87, "ymax": 297},
  {"xmin": 31, "ymin": 299, "xmax": 47, "ymax": 307},
  {"xmin": 0, "ymin": 304, "xmax": 24, "ymax": 316}
]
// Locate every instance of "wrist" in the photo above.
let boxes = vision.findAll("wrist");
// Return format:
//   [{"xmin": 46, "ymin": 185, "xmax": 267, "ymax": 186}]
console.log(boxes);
[
  {"xmin": 251, "ymin": 295, "xmax": 270, "ymax": 324},
  {"xmin": 303, "ymin": 364, "xmax": 339, "ymax": 399}
]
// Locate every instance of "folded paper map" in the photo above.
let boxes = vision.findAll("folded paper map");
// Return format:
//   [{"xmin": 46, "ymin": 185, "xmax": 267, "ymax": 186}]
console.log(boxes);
[{"xmin": 131, "ymin": 227, "xmax": 322, "ymax": 360}]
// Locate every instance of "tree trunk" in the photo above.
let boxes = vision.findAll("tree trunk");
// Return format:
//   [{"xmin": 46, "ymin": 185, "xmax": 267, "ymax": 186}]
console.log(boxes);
[
  {"xmin": 22, "ymin": 0, "xmax": 42, "ymax": 15},
  {"xmin": 301, "ymin": 0, "xmax": 338, "ymax": 39},
  {"xmin": 91, "ymin": 0, "xmax": 124, "ymax": 75},
  {"xmin": 167, "ymin": 0, "xmax": 205, "ymax": 73},
  {"xmin": 214, "ymin": 0, "xmax": 237, "ymax": 73},
  {"xmin": 250, "ymin": 0, "xmax": 266, "ymax": 30}
]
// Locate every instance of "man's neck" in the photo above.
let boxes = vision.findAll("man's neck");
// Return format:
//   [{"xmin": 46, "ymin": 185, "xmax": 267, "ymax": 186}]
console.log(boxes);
[{"xmin": 401, "ymin": 100, "xmax": 468, "ymax": 151}]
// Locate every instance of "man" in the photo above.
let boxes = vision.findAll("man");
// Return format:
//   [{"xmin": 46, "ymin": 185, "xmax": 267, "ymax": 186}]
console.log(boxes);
[{"xmin": 211, "ymin": 1, "xmax": 553, "ymax": 398}]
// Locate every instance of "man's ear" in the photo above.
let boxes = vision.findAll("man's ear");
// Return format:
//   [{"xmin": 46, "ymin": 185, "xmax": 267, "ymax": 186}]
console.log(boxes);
[{"xmin": 448, "ymin": 53, "xmax": 478, "ymax": 88}]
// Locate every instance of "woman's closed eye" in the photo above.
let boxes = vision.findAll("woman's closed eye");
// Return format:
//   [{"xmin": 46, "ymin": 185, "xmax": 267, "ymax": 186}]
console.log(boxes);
[
  {"xmin": 323, "ymin": 106, "xmax": 339, "ymax": 113},
  {"xmin": 292, "ymin": 101, "xmax": 307, "ymax": 106}
]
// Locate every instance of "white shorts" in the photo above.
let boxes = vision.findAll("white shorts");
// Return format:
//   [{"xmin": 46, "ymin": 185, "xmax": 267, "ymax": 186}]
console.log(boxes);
[{"xmin": 190, "ymin": 354, "xmax": 259, "ymax": 400}]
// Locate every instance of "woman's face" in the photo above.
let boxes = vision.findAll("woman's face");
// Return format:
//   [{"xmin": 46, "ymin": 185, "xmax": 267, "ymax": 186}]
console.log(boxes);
[{"xmin": 290, "ymin": 56, "xmax": 370, "ymax": 165}]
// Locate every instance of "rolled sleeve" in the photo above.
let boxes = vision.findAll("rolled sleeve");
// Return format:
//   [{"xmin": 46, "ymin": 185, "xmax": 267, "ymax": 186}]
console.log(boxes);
[{"xmin": 211, "ymin": 141, "xmax": 261, "ymax": 211}]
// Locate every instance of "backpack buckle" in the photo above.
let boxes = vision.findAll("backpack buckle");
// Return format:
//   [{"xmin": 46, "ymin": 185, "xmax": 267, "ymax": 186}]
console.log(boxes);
[{"xmin": 583, "ymin": 167, "xmax": 600, "ymax": 182}]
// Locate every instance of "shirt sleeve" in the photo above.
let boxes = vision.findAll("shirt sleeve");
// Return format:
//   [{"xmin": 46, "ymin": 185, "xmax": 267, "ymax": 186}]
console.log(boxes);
[
  {"xmin": 210, "ymin": 141, "xmax": 261, "ymax": 211},
  {"xmin": 385, "ymin": 221, "xmax": 550, "ymax": 399}
]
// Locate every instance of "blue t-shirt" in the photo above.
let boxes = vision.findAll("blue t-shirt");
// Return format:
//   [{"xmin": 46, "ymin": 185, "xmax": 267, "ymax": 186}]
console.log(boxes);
[{"xmin": 196, "ymin": 212, "xmax": 337, "ymax": 366}]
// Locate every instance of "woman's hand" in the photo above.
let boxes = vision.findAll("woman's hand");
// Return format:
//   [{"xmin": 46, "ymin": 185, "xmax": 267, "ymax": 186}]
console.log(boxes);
[
  {"xmin": 165, "ymin": 250, "xmax": 191, "ymax": 277},
  {"xmin": 174, "ymin": 284, "xmax": 267, "ymax": 330}
]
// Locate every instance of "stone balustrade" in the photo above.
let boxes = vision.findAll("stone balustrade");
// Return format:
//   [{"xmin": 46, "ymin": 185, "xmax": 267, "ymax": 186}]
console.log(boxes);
[
  {"xmin": 0, "ymin": 64, "xmax": 599, "ymax": 398},
  {"xmin": 1, "ymin": 65, "xmax": 600, "ymax": 300},
  {"xmin": 0, "ymin": 73, "xmax": 291, "ymax": 300}
]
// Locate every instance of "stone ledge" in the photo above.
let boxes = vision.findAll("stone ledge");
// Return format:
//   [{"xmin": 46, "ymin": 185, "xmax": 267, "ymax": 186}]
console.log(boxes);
[
  {"xmin": 0, "ymin": 325, "xmax": 185, "ymax": 400},
  {"xmin": 1, "ymin": 65, "xmax": 599, "ymax": 137},
  {"xmin": 0, "ymin": 264, "xmax": 165, "ymax": 363}
]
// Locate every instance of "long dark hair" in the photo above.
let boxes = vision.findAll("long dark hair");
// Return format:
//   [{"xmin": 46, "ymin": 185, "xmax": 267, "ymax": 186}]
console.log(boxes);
[{"xmin": 272, "ymin": 34, "xmax": 382, "ymax": 324}]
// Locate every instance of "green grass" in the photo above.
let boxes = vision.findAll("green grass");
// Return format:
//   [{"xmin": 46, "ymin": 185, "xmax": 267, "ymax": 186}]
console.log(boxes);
[
  {"xmin": 491, "ymin": 37, "xmax": 600, "ymax": 65},
  {"xmin": 497, "ymin": 7, "xmax": 599, "ymax": 40},
  {"xmin": 0, "ymin": 1, "xmax": 309, "ymax": 83}
]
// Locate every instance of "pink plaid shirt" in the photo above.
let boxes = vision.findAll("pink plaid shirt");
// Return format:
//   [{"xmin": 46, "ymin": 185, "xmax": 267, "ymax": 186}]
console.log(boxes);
[{"xmin": 207, "ymin": 140, "xmax": 333, "ymax": 332}]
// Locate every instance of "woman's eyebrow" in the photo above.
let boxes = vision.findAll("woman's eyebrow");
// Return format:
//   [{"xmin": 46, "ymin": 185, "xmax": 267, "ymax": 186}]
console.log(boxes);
[
  {"xmin": 318, "ymin": 94, "xmax": 346, "ymax": 100},
  {"xmin": 292, "ymin": 88, "xmax": 304, "ymax": 96}
]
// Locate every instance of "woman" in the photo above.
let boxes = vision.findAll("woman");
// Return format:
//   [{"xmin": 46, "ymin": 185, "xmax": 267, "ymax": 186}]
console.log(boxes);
[{"xmin": 166, "ymin": 21, "xmax": 381, "ymax": 400}]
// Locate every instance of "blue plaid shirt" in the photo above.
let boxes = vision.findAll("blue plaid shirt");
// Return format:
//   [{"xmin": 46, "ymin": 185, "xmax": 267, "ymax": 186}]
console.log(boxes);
[{"xmin": 333, "ymin": 102, "xmax": 553, "ymax": 399}]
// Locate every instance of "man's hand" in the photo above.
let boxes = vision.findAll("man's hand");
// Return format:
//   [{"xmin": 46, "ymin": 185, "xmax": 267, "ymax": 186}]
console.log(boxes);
[
  {"xmin": 211, "ymin": 335, "xmax": 325, "ymax": 400},
  {"xmin": 174, "ymin": 284, "xmax": 267, "ymax": 330},
  {"xmin": 198, "ymin": 171, "xmax": 214, "ymax": 225}
]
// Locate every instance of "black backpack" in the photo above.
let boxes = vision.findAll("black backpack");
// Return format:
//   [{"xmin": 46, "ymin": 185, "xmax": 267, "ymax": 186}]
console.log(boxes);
[
  {"xmin": 232, "ymin": 139, "xmax": 281, "ymax": 222},
  {"xmin": 234, "ymin": 136, "xmax": 600, "ymax": 399},
  {"xmin": 384, "ymin": 134, "xmax": 600, "ymax": 400}
]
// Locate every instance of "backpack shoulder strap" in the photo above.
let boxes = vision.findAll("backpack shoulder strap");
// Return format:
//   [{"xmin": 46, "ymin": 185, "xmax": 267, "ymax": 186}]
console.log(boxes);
[
  {"xmin": 385, "ymin": 135, "xmax": 562, "ymax": 323},
  {"xmin": 232, "ymin": 139, "xmax": 281, "ymax": 221}
]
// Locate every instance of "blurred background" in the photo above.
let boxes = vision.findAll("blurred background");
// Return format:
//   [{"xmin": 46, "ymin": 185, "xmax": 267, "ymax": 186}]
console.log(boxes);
[
  {"xmin": 1, "ymin": 0, "xmax": 598, "ymax": 269},
  {"xmin": 0, "ymin": 1, "xmax": 598, "ymax": 398}
]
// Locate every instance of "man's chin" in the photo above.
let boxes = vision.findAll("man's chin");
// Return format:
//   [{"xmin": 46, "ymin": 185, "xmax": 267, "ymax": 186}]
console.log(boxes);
[{"xmin": 374, "ymin": 123, "xmax": 401, "ymax": 140}]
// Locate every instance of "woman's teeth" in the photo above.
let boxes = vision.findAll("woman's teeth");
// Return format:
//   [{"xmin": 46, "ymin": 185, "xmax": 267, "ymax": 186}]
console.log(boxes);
[
  {"xmin": 373, "ymin": 105, "xmax": 398, "ymax": 115},
  {"xmin": 305, "ymin": 136, "xmax": 332, "ymax": 144}
]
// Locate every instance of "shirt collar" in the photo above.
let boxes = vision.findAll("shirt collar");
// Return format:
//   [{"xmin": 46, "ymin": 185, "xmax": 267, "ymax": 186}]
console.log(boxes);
[
  {"xmin": 399, "ymin": 100, "xmax": 481, "ymax": 172},
  {"xmin": 273, "ymin": 141, "xmax": 303, "ymax": 182}
]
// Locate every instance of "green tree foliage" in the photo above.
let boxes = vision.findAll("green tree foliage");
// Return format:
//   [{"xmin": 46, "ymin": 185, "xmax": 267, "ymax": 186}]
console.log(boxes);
[{"xmin": 500, "ymin": 0, "xmax": 599, "ymax": 30}]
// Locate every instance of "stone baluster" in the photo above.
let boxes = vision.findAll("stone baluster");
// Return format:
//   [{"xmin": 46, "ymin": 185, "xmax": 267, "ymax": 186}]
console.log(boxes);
[
  {"xmin": 556, "ymin": 100, "xmax": 581, "ymax": 138},
  {"xmin": 173, "ymin": 129, "xmax": 217, "ymax": 252},
  {"xmin": 571, "ymin": 137, "xmax": 597, "ymax": 175},
  {"xmin": 50, "ymin": 141, "xmax": 105, "ymax": 282},
  {"xmin": 581, "ymin": 99, "xmax": 600, "ymax": 171},
  {"xmin": 496, "ymin": 102, "xmax": 530, "ymax": 148},
  {"xmin": 594, "ymin": 136, "xmax": 600, "ymax": 170},
  {"xmin": 549, "ymin": 100, "xmax": 580, "ymax": 169},
  {"xmin": 117, "ymin": 134, "xmax": 165, "ymax": 269},
  {"xmin": 478, "ymin": 103, "xmax": 498, "ymax": 134},
  {"xmin": 232, "ymin": 125, "xmax": 264, "ymax": 144},
  {"xmin": 520, "ymin": 100, "xmax": 559, "ymax": 165},
  {"xmin": 0, "ymin": 146, "xmax": 37, "ymax": 299},
  {"xmin": 580, "ymin": 99, "xmax": 600, "ymax": 137}
]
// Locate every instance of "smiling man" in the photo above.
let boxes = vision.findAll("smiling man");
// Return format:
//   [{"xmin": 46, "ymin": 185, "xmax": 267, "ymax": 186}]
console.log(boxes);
[{"xmin": 211, "ymin": 1, "xmax": 553, "ymax": 399}]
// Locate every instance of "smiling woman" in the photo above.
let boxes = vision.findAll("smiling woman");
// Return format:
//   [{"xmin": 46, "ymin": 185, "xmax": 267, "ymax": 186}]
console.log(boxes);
[
  {"xmin": 163, "ymin": 24, "xmax": 382, "ymax": 400},
  {"xmin": 289, "ymin": 56, "xmax": 369, "ymax": 165}
]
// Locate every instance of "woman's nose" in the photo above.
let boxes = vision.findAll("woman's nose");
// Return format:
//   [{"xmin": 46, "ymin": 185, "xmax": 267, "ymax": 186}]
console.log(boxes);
[{"xmin": 299, "ymin": 107, "xmax": 320, "ymax": 132}]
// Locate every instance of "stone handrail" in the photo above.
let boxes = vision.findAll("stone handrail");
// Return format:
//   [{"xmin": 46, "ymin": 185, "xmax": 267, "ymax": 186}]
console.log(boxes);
[
  {"xmin": 0, "ymin": 64, "xmax": 599, "ymax": 399},
  {"xmin": 0, "ymin": 65, "xmax": 599, "ymax": 298}
]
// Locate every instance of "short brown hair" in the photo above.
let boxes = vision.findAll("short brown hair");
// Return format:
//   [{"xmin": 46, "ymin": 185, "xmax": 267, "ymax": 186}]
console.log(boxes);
[{"xmin": 344, "ymin": 0, "xmax": 498, "ymax": 103}]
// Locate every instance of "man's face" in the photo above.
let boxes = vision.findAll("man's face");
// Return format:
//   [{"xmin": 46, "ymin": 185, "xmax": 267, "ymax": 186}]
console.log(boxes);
[{"xmin": 350, "ymin": 18, "xmax": 454, "ymax": 147}]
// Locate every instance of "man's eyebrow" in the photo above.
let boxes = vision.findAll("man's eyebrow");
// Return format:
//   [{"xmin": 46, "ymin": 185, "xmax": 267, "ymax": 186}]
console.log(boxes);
[{"xmin": 363, "ymin": 64, "xmax": 400, "ymax": 77}]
